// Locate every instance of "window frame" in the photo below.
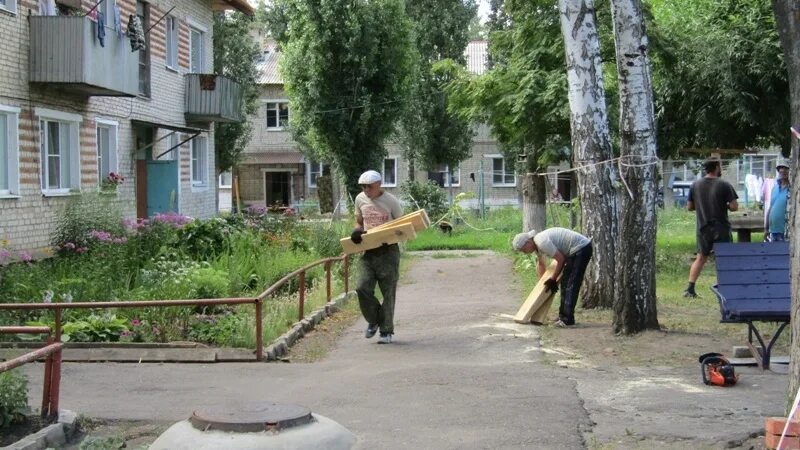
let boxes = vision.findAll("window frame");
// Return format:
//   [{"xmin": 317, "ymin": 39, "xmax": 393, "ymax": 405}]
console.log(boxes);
[
  {"xmin": 187, "ymin": 20, "xmax": 206, "ymax": 74},
  {"xmin": 136, "ymin": 1, "xmax": 151, "ymax": 97},
  {"xmin": 165, "ymin": 15, "xmax": 178, "ymax": 71},
  {"xmin": 95, "ymin": 118, "xmax": 119, "ymax": 188},
  {"xmin": 443, "ymin": 165, "xmax": 460, "ymax": 188},
  {"xmin": 219, "ymin": 171, "xmax": 232, "ymax": 188},
  {"xmin": 488, "ymin": 154, "xmax": 516, "ymax": 187},
  {"xmin": 0, "ymin": 105, "xmax": 20, "ymax": 197},
  {"xmin": 36, "ymin": 108, "xmax": 81, "ymax": 196},
  {"xmin": 264, "ymin": 100, "xmax": 290, "ymax": 130},
  {"xmin": 191, "ymin": 135, "xmax": 208, "ymax": 189},
  {"xmin": 382, "ymin": 157, "xmax": 398, "ymax": 187},
  {"xmin": 307, "ymin": 161, "xmax": 327, "ymax": 188},
  {"xmin": 0, "ymin": 0, "xmax": 18, "ymax": 15}
]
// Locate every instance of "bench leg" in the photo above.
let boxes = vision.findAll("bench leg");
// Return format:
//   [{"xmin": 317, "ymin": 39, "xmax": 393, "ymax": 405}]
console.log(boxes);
[{"xmin": 747, "ymin": 321, "xmax": 789, "ymax": 370}]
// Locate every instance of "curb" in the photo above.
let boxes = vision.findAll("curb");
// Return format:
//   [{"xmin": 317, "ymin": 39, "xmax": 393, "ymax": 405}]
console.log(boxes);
[
  {"xmin": 263, "ymin": 291, "xmax": 355, "ymax": 361},
  {"xmin": 1, "ymin": 409, "xmax": 78, "ymax": 450}
]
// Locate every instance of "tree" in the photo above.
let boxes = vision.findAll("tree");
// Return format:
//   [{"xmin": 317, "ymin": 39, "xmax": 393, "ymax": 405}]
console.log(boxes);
[
  {"xmin": 271, "ymin": 0, "xmax": 415, "ymax": 199},
  {"xmin": 609, "ymin": 0, "xmax": 659, "ymax": 334},
  {"xmin": 558, "ymin": 0, "xmax": 619, "ymax": 309},
  {"xmin": 400, "ymin": 0, "xmax": 477, "ymax": 183},
  {"xmin": 771, "ymin": 0, "xmax": 800, "ymax": 414},
  {"xmin": 213, "ymin": 12, "xmax": 261, "ymax": 173}
]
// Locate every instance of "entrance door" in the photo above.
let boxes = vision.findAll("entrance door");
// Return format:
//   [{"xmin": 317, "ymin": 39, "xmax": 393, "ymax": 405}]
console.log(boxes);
[
  {"xmin": 264, "ymin": 172, "xmax": 290, "ymax": 207},
  {"xmin": 146, "ymin": 160, "xmax": 179, "ymax": 216},
  {"xmin": 134, "ymin": 125, "xmax": 154, "ymax": 219}
]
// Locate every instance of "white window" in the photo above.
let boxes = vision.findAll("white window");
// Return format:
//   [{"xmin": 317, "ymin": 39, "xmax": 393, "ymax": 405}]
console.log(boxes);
[
  {"xmin": 191, "ymin": 136, "xmax": 208, "ymax": 187},
  {"xmin": 383, "ymin": 158, "xmax": 397, "ymax": 187},
  {"xmin": 37, "ymin": 108, "xmax": 81, "ymax": 195},
  {"xmin": 189, "ymin": 25, "xmax": 205, "ymax": 73},
  {"xmin": 99, "ymin": 0, "xmax": 115, "ymax": 24},
  {"xmin": 219, "ymin": 171, "xmax": 232, "ymax": 188},
  {"xmin": 265, "ymin": 102, "xmax": 289, "ymax": 129},
  {"xmin": 308, "ymin": 161, "xmax": 327, "ymax": 188},
  {"xmin": 428, "ymin": 164, "xmax": 460, "ymax": 187},
  {"xmin": 490, "ymin": 156, "xmax": 516, "ymax": 186},
  {"xmin": 0, "ymin": 106, "xmax": 20, "ymax": 197},
  {"xmin": 95, "ymin": 119, "xmax": 118, "ymax": 187},
  {"xmin": 156, "ymin": 133, "xmax": 178, "ymax": 161},
  {"xmin": 137, "ymin": 1, "xmax": 151, "ymax": 97},
  {"xmin": 165, "ymin": 16, "xmax": 178, "ymax": 70},
  {"xmin": 0, "ymin": 0, "xmax": 18, "ymax": 15}
]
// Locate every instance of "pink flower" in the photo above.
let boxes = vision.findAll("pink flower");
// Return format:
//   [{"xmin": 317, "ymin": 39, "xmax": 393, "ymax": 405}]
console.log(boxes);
[
  {"xmin": 64, "ymin": 242, "xmax": 76, "ymax": 249},
  {"xmin": 131, "ymin": 319, "xmax": 141, "ymax": 327},
  {"xmin": 89, "ymin": 230, "xmax": 113, "ymax": 241},
  {"xmin": 18, "ymin": 251, "xmax": 32, "ymax": 262}
]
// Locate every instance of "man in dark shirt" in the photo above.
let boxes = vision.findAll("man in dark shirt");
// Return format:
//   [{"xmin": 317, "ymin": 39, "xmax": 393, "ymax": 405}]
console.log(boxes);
[{"xmin": 684, "ymin": 157, "xmax": 739, "ymax": 298}]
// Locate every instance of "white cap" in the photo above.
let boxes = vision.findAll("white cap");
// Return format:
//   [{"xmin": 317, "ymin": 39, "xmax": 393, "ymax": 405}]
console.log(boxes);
[
  {"xmin": 358, "ymin": 170, "xmax": 382, "ymax": 185},
  {"xmin": 512, "ymin": 230, "xmax": 536, "ymax": 251},
  {"xmin": 776, "ymin": 158, "xmax": 790, "ymax": 170}
]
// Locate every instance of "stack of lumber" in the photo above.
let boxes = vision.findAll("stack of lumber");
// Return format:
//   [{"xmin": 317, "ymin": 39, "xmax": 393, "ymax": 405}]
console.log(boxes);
[
  {"xmin": 514, "ymin": 260, "xmax": 562, "ymax": 324},
  {"xmin": 765, "ymin": 417, "xmax": 800, "ymax": 449},
  {"xmin": 340, "ymin": 209, "xmax": 430, "ymax": 255}
]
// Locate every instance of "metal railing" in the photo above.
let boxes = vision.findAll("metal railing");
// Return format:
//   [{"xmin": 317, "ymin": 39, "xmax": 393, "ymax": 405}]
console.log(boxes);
[
  {"xmin": 0, "ymin": 326, "xmax": 62, "ymax": 418},
  {"xmin": 0, "ymin": 254, "xmax": 350, "ymax": 363}
]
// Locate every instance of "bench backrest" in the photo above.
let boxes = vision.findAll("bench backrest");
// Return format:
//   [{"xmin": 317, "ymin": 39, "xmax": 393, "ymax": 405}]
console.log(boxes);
[{"xmin": 712, "ymin": 242, "xmax": 790, "ymax": 322}]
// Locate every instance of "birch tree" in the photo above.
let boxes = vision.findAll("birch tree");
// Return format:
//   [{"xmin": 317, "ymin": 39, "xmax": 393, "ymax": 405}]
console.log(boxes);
[
  {"xmin": 609, "ymin": 0, "xmax": 659, "ymax": 334},
  {"xmin": 558, "ymin": 0, "xmax": 618, "ymax": 309}
]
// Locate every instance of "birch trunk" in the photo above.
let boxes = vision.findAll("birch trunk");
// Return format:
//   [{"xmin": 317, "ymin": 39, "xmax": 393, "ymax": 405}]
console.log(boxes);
[
  {"xmin": 771, "ymin": 0, "xmax": 800, "ymax": 414},
  {"xmin": 559, "ymin": 0, "xmax": 619, "ymax": 309},
  {"xmin": 521, "ymin": 173, "xmax": 547, "ymax": 233},
  {"xmin": 610, "ymin": 0, "xmax": 659, "ymax": 334}
]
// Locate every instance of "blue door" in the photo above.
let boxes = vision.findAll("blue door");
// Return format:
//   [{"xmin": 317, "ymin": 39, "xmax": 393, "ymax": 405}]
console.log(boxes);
[{"xmin": 146, "ymin": 160, "xmax": 179, "ymax": 217}]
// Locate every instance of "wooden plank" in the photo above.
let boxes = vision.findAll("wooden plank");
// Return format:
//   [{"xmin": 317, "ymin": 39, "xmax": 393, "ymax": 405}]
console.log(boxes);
[
  {"xmin": 716, "ymin": 256, "xmax": 789, "ymax": 270},
  {"xmin": 340, "ymin": 222, "xmax": 417, "ymax": 255},
  {"xmin": 370, "ymin": 211, "xmax": 428, "ymax": 233},
  {"xmin": 717, "ymin": 269, "xmax": 789, "ymax": 285},
  {"xmin": 714, "ymin": 242, "xmax": 789, "ymax": 257},
  {"xmin": 514, "ymin": 261, "xmax": 560, "ymax": 324},
  {"xmin": 716, "ymin": 284, "xmax": 790, "ymax": 300}
]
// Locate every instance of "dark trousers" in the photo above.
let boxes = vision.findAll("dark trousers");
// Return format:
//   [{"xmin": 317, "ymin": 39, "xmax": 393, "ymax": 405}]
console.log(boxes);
[
  {"xmin": 559, "ymin": 243, "xmax": 593, "ymax": 325},
  {"xmin": 356, "ymin": 244, "xmax": 400, "ymax": 334}
]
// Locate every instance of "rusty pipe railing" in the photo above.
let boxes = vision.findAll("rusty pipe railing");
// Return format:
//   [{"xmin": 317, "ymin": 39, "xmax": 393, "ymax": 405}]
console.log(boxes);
[
  {"xmin": 0, "ymin": 327, "xmax": 62, "ymax": 418},
  {"xmin": 0, "ymin": 254, "xmax": 351, "ymax": 361}
]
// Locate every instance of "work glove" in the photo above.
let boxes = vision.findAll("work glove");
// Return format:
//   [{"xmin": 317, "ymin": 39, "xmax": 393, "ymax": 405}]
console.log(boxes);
[
  {"xmin": 350, "ymin": 228, "xmax": 366, "ymax": 244},
  {"xmin": 544, "ymin": 278, "xmax": 559, "ymax": 293}
]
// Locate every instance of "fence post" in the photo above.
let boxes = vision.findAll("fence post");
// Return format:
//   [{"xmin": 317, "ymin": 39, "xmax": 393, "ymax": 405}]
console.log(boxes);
[
  {"xmin": 299, "ymin": 271, "xmax": 306, "ymax": 321},
  {"xmin": 343, "ymin": 255, "xmax": 349, "ymax": 294},
  {"xmin": 325, "ymin": 261, "xmax": 331, "ymax": 302},
  {"xmin": 41, "ymin": 338, "xmax": 53, "ymax": 417},
  {"xmin": 255, "ymin": 299, "xmax": 263, "ymax": 361},
  {"xmin": 54, "ymin": 307, "xmax": 62, "ymax": 342},
  {"xmin": 48, "ymin": 345, "xmax": 61, "ymax": 418}
]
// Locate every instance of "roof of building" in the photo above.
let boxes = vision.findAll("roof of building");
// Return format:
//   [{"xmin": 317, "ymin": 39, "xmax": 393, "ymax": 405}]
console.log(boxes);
[
  {"xmin": 213, "ymin": 0, "xmax": 255, "ymax": 15},
  {"xmin": 256, "ymin": 50, "xmax": 282, "ymax": 85},
  {"xmin": 465, "ymin": 40, "xmax": 488, "ymax": 75}
]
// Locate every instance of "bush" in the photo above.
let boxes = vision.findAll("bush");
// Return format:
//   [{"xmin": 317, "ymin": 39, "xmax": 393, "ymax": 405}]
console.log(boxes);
[
  {"xmin": 0, "ymin": 370, "xmax": 28, "ymax": 429},
  {"xmin": 51, "ymin": 193, "xmax": 124, "ymax": 252},
  {"xmin": 400, "ymin": 180, "xmax": 448, "ymax": 220}
]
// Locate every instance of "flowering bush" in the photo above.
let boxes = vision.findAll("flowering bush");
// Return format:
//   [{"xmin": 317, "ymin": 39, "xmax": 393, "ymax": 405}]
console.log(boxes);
[{"xmin": 101, "ymin": 172, "xmax": 124, "ymax": 191}]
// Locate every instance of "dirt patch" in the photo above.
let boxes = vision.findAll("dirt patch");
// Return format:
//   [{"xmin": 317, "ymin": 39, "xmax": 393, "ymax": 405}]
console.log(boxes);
[
  {"xmin": 0, "ymin": 415, "xmax": 55, "ymax": 447},
  {"xmin": 285, "ymin": 301, "xmax": 361, "ymax": 363},
  {"xmin": 63, "ymin": 418, "xmax": 169, "ymax": 450}
]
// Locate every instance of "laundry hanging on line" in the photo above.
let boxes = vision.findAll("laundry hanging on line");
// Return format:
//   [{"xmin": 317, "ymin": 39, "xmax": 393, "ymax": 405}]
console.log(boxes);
[
  {"xmin": 38, "ymin": 0, "xmax": 56, "ymax": 16},
  {"xmin": 127, "ymin": 14, "xmax": 146, "ymax": 52},
  {"xmin": 96, "ymin": 11, "xmax": 106, "ymax": 47}
]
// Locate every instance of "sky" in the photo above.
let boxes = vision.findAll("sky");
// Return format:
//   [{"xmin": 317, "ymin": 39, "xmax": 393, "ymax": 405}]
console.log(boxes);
[{"xmin": 477, "ymin": 0, "xmax": 490, "ymax": 23}]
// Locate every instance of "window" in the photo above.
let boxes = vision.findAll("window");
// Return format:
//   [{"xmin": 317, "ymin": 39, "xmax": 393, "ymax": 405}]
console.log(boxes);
[
  {"xmin": 265, "ymin": 102, "xmax": 289, "ymax": 129},
  {"xmin": 96, "ymin": 120, "xmax": 118, "ymax": 187},
  {"xmin": 308, "ymin": 161, "xmax": 327, "ymax": 188},
  {"xmin": 136, "ymin": 1, "xmax": 151, "ymax": 97},
  {"xmin": 0, "ymin": 0, "xmax": 18, "ymax": 15},
  {"xmin": 490, "ymin": 156, "xmax": 516, "ymax": 186},
  {"xmin": 99, "ymin": 0, "xmax": 115, "ymax": 23},
  {"xmin": 189, "ymin": 26, "xmax": 204, "ymax": 73},
  {"xmin": 427, "ymin": 164, "xmax": 460, "ymax": 187},
  {"xmin": 191, "ymin": 136, "xmax": 208, "ymax": 187},
  {"xmin": 165, "ymin": 16, "xmax": 178, "ymax": 69},
  {"xmin": 156, "ymin": 133, "xmax": 178, "ymax": 161},
  {"xmin": 383, "ymin": 158, "xmax": 397, "ymax": 187},
  {"xmin": 219, "ymin": 171, "xmax": 232, "ymax": 188},
  {"xmin": 0, "ymin": 106, "xmax": 20, "ymax": 196},
  {"xmin": 37, "ymin": 108, "xmax": 81, "ymax": 195}
]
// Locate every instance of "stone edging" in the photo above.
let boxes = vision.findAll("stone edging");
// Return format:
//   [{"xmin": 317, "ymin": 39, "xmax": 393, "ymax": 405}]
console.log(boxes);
[
  {"xmin": 2, "ymin": 409, "xmax": 78, "ymax": 450},
  {"xmin": 263, "ymin": 291, "xmax": 356, "ymax": 361}
]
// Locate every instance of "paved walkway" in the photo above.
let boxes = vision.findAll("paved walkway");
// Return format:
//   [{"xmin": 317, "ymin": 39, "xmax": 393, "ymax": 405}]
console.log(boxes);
[{"xmin": 24, "ymin": 252, "xmax": 588, "ymax": 449}]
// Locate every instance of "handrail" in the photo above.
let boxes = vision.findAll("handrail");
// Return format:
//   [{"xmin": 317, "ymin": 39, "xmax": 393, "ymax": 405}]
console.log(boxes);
[{"xmin": 0, "ymin": 327, "xmax": 61, "ymax": 418}]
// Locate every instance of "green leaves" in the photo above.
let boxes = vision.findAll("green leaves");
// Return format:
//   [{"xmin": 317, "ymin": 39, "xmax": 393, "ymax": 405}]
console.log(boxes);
[{"xmin": 0, "ymin": 370, "xmax": 27, "ymax": 429}]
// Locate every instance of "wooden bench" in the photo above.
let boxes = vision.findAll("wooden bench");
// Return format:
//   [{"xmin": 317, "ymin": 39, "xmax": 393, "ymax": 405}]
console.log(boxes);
[{"xmin": 711, "ymin": 242, "xmax": 790, "ymax": 370}]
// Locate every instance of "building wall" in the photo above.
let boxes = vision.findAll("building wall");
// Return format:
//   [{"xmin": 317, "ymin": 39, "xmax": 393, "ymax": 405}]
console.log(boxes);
[{"xmin": 0, "ymin": 0, "xmax": 220, "ymax": 252}]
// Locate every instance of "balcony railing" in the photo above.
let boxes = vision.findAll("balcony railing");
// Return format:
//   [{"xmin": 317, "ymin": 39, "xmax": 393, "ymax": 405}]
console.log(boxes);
[
  {"xmin": 29, "ymin": 16, "xmax": 138, "ymax": 97},
  {"xmin": 185, "ymin": 74, "xmax": 243, "ymax": 123}
]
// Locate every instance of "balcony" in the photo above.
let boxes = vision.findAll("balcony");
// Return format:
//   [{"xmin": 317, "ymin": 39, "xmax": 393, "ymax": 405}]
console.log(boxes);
[
  {"xmin": 184, "ymin": 74, "xmax": 243, "ymax": 123},
  {"xmin": 29, "ymin": 16, "xmax": 138, "ymax": 97}
]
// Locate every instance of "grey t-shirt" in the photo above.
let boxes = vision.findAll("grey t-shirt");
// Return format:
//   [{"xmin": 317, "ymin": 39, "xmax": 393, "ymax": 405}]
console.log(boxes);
[
  {"xmin": 534, "ymin": 228, "xmax": 591, "ymax": 257},
  {"xmin": 688, "ymin": 177, "xmax": 738, "ymax": 230},
  {"xmin": 355, "ymin": 191, "xmax": 403, "ymax": 230}
]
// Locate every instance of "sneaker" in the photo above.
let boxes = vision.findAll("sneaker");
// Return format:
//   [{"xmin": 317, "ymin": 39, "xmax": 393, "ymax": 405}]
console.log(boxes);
[
  {"xmin": 683, "ymin": 290, "xmax": 698, "ymax": 298},
  {"xmin": 553, "ymin": 319, "xmax": 570, "ymax": 328},
  {"xmin": 378, "ymin": 333, "xmax": 393, "ymax": 344},
  {"xmin": 365, "ymin": 323, "xmax": 379, "ymax": 339}
]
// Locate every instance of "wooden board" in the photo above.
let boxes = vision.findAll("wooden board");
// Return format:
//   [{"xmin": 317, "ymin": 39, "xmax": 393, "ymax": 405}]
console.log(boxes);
[
  {"xmin": 514, "ymin": 261, "xmax": 561, "ymax": 324},
  {"xmin": 370, "ymin": 209, "xmax": 430, "ymax": 233},
  {"xmin": 340, "ymin": 222, "xmax": 417, "ymax": 254}
]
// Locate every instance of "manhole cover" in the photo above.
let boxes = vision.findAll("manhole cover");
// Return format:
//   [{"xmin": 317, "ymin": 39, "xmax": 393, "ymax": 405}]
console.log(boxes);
[{"xmin": 190, "ymin": 402, "xmax": 313, "ymax": 433}]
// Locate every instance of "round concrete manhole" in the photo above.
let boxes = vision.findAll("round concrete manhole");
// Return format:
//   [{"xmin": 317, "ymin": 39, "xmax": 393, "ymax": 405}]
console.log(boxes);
[{"xmin": 190, "ymin": 403, "xmax": 313, "ymax": 432}]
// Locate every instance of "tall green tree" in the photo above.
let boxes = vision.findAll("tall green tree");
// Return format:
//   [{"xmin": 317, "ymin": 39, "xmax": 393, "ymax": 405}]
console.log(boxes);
[
  {"xmin": 269, "ymin": 0, "xmax": 415, "ymax": 199},
  {"xmin": 213, "ymin": 12, "xmax": 261, "ymax": 173},
  {"xmin": 400, "ymin": 0, "xmax": 477, "ymax": 181}
]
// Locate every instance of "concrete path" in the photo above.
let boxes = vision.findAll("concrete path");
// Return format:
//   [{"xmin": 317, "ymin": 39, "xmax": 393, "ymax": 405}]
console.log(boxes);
[{"xmin": 24, "ymin": 252, "xmax": 589, "ymax": 449}]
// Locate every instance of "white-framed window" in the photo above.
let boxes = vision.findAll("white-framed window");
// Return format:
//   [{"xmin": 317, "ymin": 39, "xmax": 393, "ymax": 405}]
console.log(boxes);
[
  {"xmin": 308, "ymin": 161, "xmax": 327, "ymax": 188},
  {"xmin": 383, "ymin": 157, "xmax": 398, "ymax": 187},
  {"xmin": 156, "ymin": 133, "xmax": 178, "ymax": 161},
  {"xmin": 191, "ymin": 136, "xmax": 208, "ymax": 187},
  {"xmin": 37, "ymin": 108, "xmax": 81, "ymax": 195},
  {"xmin": 265, "ymin": 101, "xmax": 289, "ymax": 130},
  {"xmin": 99, "ymin": 0, "xmax": 115, "ymax": 23},
  {"xmin": 430, "ymin": 164, "xmax": 460, "ymax": 187},
  {"xmin": 219, "ymin": 171, "xmax": 232, "ymax": 188},
  {"xmin": 489, "ymin": 155, "xmax": 516, "ymax": 186},
  {"xmin": 165, "ymin": 16, "xmax": 178, "ymax": 70},
  {"xmin": 0, "ymin": 105, "xmax": 20, "ymax": 197},
  {"xmin": 188, "ymin": 24, "xmax": 205, "ymax": 73},
  {"xmin": 95, "ymin": 119, "xmax": 118, "ymax": 187},
  {"xmin": 0, "ymin": 0, "xmax": 18, "ymax": 15}
]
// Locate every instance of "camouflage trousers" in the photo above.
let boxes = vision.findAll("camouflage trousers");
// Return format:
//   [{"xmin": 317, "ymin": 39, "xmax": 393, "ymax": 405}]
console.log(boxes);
[{"xmin": 356, "ymin": 244, "xmax": 400, "ymax": 334}]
